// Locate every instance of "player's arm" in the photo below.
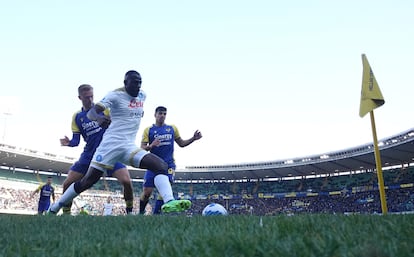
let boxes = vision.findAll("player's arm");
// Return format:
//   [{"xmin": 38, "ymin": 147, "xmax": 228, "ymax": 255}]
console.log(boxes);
[
  {"xmin": 175, "ymin": 127, "xmax": 202, "ymax": 147},
  {"xmin": 60, "ymin": 112, "xmax": 82, "ymax": 147},
  {"xmin": 31, "ymin": 188, "xmax": 39, "ymax": 197},
  {"xmin": 31, "ymin": 185, "xmax": 41, "ymax": 197},
  {"xmin": 140, "ymin": 127, "xmax": 160, "ymax": 151},
  {"xmin": 60, "ymin": 134, "xmax": 81, "ymax": 147},
  {"xmin": 87, "ymin": 104, "xmax": 111, "ymax": 128},
  {"xmin": 51, "ymin": 187, "xmax": 55, "ymax": 202}
]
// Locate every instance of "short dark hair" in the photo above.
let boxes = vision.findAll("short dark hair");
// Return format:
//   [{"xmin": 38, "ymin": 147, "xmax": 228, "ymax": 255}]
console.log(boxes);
[
  {"xmin": 78, "ymin": 84, "xmax": 93, "ymax": 95},
  {"xmin": 155, "ymin": 106, "xmax": 167, "ymax": 113},
  {"xmin": 124, "ymin": 70, "xmax": 141, "ymax": 80},
  {"xmin": 47, "ymin": 176, "xmax": 52, "ymax": 179}
]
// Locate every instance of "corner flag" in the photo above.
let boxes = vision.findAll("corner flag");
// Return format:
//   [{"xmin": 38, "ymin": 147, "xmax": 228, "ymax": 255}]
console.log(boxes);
[
  {"xmin": 359, "ymin": 54, "xmax": 385, "ymax": 118},
  {"xmin": 358, "ymin": 53, "xmax": 388, "ymax": 214}
]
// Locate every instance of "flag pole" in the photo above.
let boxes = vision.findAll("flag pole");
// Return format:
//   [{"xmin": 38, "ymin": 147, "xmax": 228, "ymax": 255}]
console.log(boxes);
[
  {"xmin": 369, "ymin": 110, "xmax": 388, "ymax": 214},
  {"xmin": 359, "ymin": 53, "xmax": 387, "ymax": 214}
]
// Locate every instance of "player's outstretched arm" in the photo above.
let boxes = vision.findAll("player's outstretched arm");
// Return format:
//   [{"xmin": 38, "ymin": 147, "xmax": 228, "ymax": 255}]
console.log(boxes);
[
  {"xmin": 60, "ymin": 136, "xmax": 70, "ymax": 146},
  {"xmin": 175, "ymin": 130, "xmax": 202, "ymax": 147},
  {"xmin": 60, "ymin": 134, "xmax": 81, "ymax": 147},
  {"xmin": 31, "ymin": 187, "xmax": 39, "ymax": 198}
]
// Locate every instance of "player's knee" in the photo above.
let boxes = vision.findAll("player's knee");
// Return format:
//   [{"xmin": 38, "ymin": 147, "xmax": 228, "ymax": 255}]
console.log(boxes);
[
  {"xmin": 155, "ymin": 160, "xmax": 168, "ymax": 173},
  {"xmin": 62, "ymin": 180, "xmax": 71, "ymax": 190},
  {"xmin": 78, "ymin": 175, "xmax": 100, "ymax": 192},
  {"xmin": 142, "ymin": 154, "xmax": 168, "ymax": 172},
  {"xmin": 122, "ymin": 181, "xmax": 133, "ymax": 190},
  {"xmin": 141, "ymin": 193, "xmax": 150, "ymax": 201}
]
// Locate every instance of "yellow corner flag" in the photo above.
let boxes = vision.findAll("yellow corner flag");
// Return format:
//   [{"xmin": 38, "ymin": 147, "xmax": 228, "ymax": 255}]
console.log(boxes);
[
  {"xmin": 358, "ymin": 54, "xmax": 388, "ymax": 214},
  {"xmin": 359, "ymin": 54, "xmax": 385, "ymax": 118}
]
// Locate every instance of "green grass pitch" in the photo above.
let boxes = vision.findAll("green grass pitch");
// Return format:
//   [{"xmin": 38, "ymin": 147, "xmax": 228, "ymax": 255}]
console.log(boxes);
[{"xmin": 0, "ymin": 213, "xmax": 413, "ymax": 257}]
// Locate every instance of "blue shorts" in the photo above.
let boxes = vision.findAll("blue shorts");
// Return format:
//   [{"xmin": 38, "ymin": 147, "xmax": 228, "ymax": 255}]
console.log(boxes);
[
  {"xmin": 70, "ymin": 161, "xmax": 126, "ymax": 177},
  {"xmin": 38, "ymin": 200, "xmax": 50, "ymax": 213},
  {"xmin": 143, "ymin": 168, "xmax": 174, "ymax": 188}
]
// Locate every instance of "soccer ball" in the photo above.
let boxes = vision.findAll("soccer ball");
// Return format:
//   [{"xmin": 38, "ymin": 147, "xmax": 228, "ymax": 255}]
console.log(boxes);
[{"xmin": 202, "ymin": 203, "xmax": 228, "ymax": 216}]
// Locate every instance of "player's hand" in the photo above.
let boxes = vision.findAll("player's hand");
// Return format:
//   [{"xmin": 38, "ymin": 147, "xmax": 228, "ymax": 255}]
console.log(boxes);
[
  {"xmin": 150, "ymin": 138, "xmax": 161, "ymax": 148},
  {"xmin": 97, "ymin": 114, "xmax": 111, "ymax": 129},
  {"xmin": 193, "ymin": 130, "xmax": 202, "ymax": 140},
  {"xmin": 60, "ymin": 136, "xmax": 70, "ymax": 146}
]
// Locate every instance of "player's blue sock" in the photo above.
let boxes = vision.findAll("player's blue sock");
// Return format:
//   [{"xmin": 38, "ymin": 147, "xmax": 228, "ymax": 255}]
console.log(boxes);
[
  {"xmin": 153, "ymin": 199, "xmax": 163, "ymax": 215},
  {"xmin": 139, "ymin": 199, "xmax": 148, "ymax": 214}
]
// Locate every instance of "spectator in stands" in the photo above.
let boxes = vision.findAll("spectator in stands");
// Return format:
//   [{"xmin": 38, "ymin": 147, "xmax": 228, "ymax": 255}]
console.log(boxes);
[
  {"xmin": 139, "ymin": 106, "xmax": 202, "ymax": 214},
  {"xmin": 31, "ymin": 176, "xmax": 55, "ymax": 215},
  {"xmin": 59, "ymin": 84, "xmax": 134, "ymax": 214},
  {"xmin": 79, "ymin": 206, "xmax": 89, "ymax": 215}
]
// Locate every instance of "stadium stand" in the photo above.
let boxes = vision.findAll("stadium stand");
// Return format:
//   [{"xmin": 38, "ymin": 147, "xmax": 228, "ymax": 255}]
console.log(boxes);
[{"xmin": 1, "ymin": 128, "xmax": 414, "ymax": 215}]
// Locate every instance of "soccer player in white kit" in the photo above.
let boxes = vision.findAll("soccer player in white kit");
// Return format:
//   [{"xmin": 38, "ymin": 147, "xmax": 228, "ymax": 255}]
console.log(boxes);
[
  {"xmin": 49, "ymin": 70, "xmax": 191, "ymax": 214},
  {"xmin": 102, "ymin": 197, "xmax": 114, "ymax": 216}
]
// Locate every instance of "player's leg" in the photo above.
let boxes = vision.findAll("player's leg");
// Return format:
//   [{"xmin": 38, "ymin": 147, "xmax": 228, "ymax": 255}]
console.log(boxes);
[
  {"xmin": 140, "ymin": 187, "xmax": 154, "ymax": 214},
  {"xmin": 49, "ymin": 167, "xmax": 103, "ymax": 214},
  {"xmin": 140, "ymin": 171, "xmax": 155, "ymax": 214},
  {"xmin": 38, "ymin": 201, "xmax": 47, "ymax": 215},
  {"xmin": 153, "ymin": 194, "xmax": 163, "ymax": 215},
  {"xmin": 153, "ymin": 173, "xmax": 191, "ymax": 213},
  {"xmin": 110, "ymin": 163, "xmax": 134, "ymax": 214},
  {"xmin": 61, "ymin": 169, "xmax": 84, "ymax": 214},
  {"xmin": 153, "ymin": 170, "xmax": 174, "ymax": 215},
  {"xmin": 138, "ymin": 153, "xmax": 191, "ymax": 213},
  {"xmin": 43, "ymin": 201, "xmax": 51, "ymax": 215},
  {"xmin": 137, "ymin": 153, "xmax": 173, "ymax": 202}
]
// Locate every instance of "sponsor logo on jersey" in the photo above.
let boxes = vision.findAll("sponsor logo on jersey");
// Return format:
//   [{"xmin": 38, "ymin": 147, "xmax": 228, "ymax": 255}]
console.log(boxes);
[
  {"xmin": 154, "ymin": 133, "xmax": 173, "ymax": 140},
  {"xmin": 128, "ymin": 99, "xmax": 144, "ymax": 108}
]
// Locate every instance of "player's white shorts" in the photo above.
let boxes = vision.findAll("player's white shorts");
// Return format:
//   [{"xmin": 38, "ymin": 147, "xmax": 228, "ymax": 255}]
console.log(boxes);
[{"xmin": 90, "ymin": 141, "xmax": 149, "ymax": 173}]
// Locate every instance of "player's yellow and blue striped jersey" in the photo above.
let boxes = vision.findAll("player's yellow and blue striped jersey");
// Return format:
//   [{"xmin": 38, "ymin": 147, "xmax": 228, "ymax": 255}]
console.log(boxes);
[
  {"xmin": 37, "ymin": 183, "xmax": 54, "ymax": 202},
  {"xmin": 142, "ymin": 124, "xmax": 180, "ymax": 169},
  {"xmin": 71, "ymin": 106, "xmax": 106, "ymax": 164}
]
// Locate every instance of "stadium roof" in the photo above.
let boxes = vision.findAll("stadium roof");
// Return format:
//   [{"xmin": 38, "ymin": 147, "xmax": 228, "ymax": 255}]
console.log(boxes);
[{"xmin": 1, "ymin": 128, "xmax": 414, "ymax": 181}]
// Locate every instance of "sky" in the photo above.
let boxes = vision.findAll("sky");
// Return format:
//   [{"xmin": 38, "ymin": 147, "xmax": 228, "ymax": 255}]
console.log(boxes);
[{"xmin": 0, "ymin": 1, "xmax": 413, "ymax": 169}]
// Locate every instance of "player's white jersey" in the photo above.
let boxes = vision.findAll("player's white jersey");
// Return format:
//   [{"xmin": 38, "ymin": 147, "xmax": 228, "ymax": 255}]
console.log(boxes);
[
  {"xmin": 103, "ymin": 202, "xmax": 114, "ymax": 216},
  {"xmin": 97, "ymin": 88, "xmax": 146, "ymax": 143}
]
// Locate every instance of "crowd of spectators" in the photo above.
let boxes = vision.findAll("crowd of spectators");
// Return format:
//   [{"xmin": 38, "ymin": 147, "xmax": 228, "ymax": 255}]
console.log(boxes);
[
  {"xmin": 1, "ymin": 181, "xmax": 413, "ymax": 216},
  {"xmin": 188, "ymin": 187, "xmax": 414, "ymax": 216},
  {"xmin": 1, "ymin": 167, "xmax": 414, "ymax": 215},
  {"xmin": 0, "ymin": 183, "xmax": 130, "ymax": 215}
]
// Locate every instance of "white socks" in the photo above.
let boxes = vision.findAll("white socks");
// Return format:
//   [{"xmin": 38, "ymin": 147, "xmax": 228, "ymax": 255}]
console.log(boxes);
[
  {"xmin": 53, "ymin": 183, "xmax": 79, "ymax": 212},
  {"xmin": 154, "ymin": 174, "xmax": 174, "ymax": 203}
]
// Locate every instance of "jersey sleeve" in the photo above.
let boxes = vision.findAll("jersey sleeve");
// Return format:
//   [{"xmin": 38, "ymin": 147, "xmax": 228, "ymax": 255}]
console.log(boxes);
[
  {"xmin": 171, "ymin": 125, "xmax": 181, "ymax": 139},
  {"xmin": 71, "ymin": 111, "xmax": 81, "ymax": 133},
  {"xmin": 98, "ymin": 89, "xmax": 121, "ymax": 110},
  {"xmin": 37, "ymin": 184, "xmax": 44, "ymax": 191},
  {"xmin": 141, "ymin": 127, "xmax": 150, "ymax": 143}
]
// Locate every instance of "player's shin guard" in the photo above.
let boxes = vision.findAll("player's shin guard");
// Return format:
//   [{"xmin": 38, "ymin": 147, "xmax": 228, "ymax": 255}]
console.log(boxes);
[
  {"xmin": 154, "ymin": 174, "xmax": 174, "ymax": 203},
  {"xmin": 125, "ymin": 199, "xmax": 133, "ymax": 214}
]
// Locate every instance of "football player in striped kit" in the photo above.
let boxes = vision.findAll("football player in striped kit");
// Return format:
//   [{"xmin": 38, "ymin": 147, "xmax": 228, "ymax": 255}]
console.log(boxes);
[
  {"xmin": 59, "ymin": 84, "xmax": 134, "ymax": 215},
  {"xmin": 32, "ymin": 176, "xmax": 55, "ymax": 215},
  {"xmin": 139, "ymin": 106, "xmax": 202, "ymax": 214}
]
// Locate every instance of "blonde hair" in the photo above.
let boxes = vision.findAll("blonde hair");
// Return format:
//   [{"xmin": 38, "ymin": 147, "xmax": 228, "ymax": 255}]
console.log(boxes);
[{"xmin": 78, "ymin": 84, "xmax": 93, "ymax": 95}]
